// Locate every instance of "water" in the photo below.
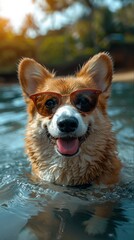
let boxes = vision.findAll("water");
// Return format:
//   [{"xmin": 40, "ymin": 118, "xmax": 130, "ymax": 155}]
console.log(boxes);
[{"xmin": 0, "ymin": 83, "xmax": 134, "ymax": 240}]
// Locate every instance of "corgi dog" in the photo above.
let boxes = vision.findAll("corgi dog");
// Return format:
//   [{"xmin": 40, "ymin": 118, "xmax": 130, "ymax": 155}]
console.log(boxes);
[{"xmin": 18, "ymin": 52, "xmax": 122, "ymax": 186}]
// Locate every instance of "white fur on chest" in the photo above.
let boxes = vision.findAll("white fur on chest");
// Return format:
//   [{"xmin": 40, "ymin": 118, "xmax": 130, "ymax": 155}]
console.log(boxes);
[{"xmin": 38, "ymin": 147, "xmax": 92, "ymax": 184}]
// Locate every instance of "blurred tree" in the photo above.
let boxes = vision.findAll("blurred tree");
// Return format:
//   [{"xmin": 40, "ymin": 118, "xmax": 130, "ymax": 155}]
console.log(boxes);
[
  {"xmin": 0, "ymin": 0, "xmax": 133, "ymax": 78},
  {"xmin": 32, "ymin": 0, "xmax": 133, "ymax": 30},
  {"xmin": 117, "ymin": 0, "xmax": 133, "ymax": 6},
  {"xmin": 0, "ymin": 16, "xmax": 36, "ymax": 74},
  {"xmin": 32, "ymin": 0, "xmax": 94, "ymax": 27},
  {"xmin": 0, "ymin": 17, "xmax": 14, "ymax": 40},
  {"xmin": 68, "ymin": 6, "xmax": 116, "ymax": 53},
  {"xmin": 20, "ymin": 14, "xmax": 40, "ymax": 37},
  {"xmin": 34, "ymin": 0, "xmax": 98, "ymax": 49},
  {"xmin": 0, "ymin": 35, "xmax": 35, "ymax": 74},
  {"xmin": 114, "ymin": 3, "xmax": 134, "ymax": 32},
  {"xmin": 32, "ymin": 0, "xmax": 94, "ymax": 13}
]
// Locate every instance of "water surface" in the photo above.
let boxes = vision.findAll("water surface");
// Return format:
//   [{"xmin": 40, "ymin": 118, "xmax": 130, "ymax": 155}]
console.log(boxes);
[{"xmin": 0, "ymin": 83, "xmax": 134, "ymax": 240}]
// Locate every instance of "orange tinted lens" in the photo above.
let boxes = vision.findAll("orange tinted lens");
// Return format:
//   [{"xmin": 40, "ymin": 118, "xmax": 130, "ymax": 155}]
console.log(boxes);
[
  {"xmin": 32, "ymin": 93, "xmax": 60, "ymax": 116},
  {"xmin": 71, "ymin": 90, "xmax": 99, "ymax": 113}
]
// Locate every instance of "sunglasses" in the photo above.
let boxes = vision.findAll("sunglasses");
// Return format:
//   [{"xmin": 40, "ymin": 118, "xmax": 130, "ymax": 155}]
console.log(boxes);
[{"xmin": 29, "ymin": 88, "xmax": 102, "ymax": 117}]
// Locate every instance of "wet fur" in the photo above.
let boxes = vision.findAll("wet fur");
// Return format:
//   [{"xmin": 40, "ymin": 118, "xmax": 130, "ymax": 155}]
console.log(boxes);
[{"xmin": 18, "ymin": 52, "xmax": 122, "ymax": 186}]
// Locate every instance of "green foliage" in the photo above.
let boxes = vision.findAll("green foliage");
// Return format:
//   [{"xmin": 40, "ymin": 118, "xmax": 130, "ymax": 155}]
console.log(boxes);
[
  {"xmin": 0, "ymin": 1, "xmax": 134, "ymax": 78},
  {"xmin": 0, "ymin": 35, "xmax": 35, "ymax": 73},
  {"xmin": 38, "ymin": 31, "xmax": 96, "ymax": 68},
  {"xmin": 114, "ymin": 3, "xmax": 134, "ymax": 33},
  {"xmin": 38, "ymin": 34, "xmax": 69, "ymax": 65}
]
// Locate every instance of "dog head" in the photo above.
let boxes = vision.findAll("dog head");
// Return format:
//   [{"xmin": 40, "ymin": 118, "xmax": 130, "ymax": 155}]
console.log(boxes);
[{"xmin": 18, "ymin": 53, "xmax": 118, "ymax": 185}]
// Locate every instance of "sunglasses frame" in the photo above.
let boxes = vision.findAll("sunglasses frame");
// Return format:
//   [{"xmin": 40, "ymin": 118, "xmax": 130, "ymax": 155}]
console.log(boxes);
[{"xmin": 29, "ymin": 88, "xmax": 102, "ymax": 116}]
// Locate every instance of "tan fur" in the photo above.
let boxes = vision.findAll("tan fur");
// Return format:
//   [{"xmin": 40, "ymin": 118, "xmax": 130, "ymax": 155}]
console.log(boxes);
[{"xmin": 18, "ymin": 52, "xmax": 122, "ymax": 186}]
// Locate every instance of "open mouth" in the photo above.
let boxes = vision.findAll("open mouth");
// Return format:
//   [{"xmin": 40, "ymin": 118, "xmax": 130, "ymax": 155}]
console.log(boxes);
[
  {"xmin": 45, "ymin": 125, "xmax": 90, "ymax": 157},
  {"xmin": 56, "ymin": 137, "xmax": 80, "ymax": 156}
]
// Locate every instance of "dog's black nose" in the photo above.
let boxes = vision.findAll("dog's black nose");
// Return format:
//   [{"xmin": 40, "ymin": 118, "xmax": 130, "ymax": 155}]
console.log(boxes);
[{"xmin": 57, "ymin": 116, "xmax": 78, "ymax": 133}]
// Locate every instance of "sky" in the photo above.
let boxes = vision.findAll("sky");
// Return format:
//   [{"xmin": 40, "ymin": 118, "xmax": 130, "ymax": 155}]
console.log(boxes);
[
  {"xmin": 0, "ymin": 0, "xmax": 121, "ymax": 36},
  {"xmin": 0, "ymin": 0, "xmax": 35, "ymax": 32},
  {"xmin": 0, "ymin": 0, "xmax": 88, "ymax": 36}
]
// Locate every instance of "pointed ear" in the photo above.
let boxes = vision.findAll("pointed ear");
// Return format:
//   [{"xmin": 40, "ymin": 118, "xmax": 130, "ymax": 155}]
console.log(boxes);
[
  {"xmin": 18, "ymin": 58, "xmax": 53, "ymax": 96},
  {"xmin": 77, "ymin": 52, "xmax": 113, "ymax": 92}
]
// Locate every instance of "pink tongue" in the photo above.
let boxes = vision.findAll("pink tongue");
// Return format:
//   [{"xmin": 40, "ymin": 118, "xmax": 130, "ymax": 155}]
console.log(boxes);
[{"xmin": 56, "ymin": 138, "xmax": 79, "ymax": 155}]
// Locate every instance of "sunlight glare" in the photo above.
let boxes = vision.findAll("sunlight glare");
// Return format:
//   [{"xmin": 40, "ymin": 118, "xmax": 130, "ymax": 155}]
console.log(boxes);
[{"xmin": 0, "ymin": 0, "xmax": 34, "ymax": 31}]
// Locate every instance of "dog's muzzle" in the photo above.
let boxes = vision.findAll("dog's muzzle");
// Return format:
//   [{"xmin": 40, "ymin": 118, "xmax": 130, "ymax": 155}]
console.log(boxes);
[{"xmin": 45, "ymin": 115, "xmax": 91, "ymax": 157}]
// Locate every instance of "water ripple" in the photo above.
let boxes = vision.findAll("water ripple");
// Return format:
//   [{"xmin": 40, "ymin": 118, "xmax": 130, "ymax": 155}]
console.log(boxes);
[{"xmin": 0, "ymin": 83, "xmax": 134, "ymax": 240}]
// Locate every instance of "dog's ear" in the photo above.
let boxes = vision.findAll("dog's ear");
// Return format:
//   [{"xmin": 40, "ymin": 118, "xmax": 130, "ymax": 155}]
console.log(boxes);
[
  {"xmin": 18, "ymin": 58, "xmax": 53, "ymax": 96},
  {"xmin": 77, "ymin": 52, "xmax": 113, "ymax": 93}
]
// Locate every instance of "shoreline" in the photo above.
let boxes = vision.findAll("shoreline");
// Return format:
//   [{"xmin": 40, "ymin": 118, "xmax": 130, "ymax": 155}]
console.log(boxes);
[
  {"xmin": 113, "ymin": 71, "xmax": 134, "ymax": 82},
  {"xmin": 0, "ymin": 70, "xmax": 134, "ymax": 85}
]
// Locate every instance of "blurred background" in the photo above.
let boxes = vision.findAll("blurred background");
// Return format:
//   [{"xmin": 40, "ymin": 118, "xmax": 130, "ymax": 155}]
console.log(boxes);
[{"xmin": 0, "ymin": 0, "xmax": 134, "ymax": 82}]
